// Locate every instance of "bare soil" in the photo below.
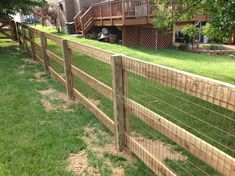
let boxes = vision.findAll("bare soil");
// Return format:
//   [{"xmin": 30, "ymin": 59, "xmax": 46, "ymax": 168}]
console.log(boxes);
[
  {"xmin": 23, "ymin": 58, "xmax": 39, "ymax": 65},
  {"xmin": 67, "ymin": 150, "xmax": 100, "ymax": 176},
  {"xmin": 38, "ymin": 88, "xmax": 77, "ymax": 112},
  {"xmin": 18, "ymin": 65, "xmax": 25, "ymax": 75}
]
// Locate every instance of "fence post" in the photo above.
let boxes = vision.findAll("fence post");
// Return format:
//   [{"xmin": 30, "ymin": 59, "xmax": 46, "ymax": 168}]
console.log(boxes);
[
  {"xmin": 10, "ymin": 21, "xmax": 17, "ymax": 41},
  {"xmin": 29, "ymin": 29, "xmax": 36, "ymax": 60},
  {"xmin": 62, "ymin": 39, "xmax": 74, "ymax": 100},
  {"xmin": 22, "ymin": 26, "xmax": 27, "ymax": 51},
  {"xmin": 40, "ymin": 32, "xmax": 50, "ymax": 75},
  {"xmin": 112, "ymin": 55, "xmax": 125, "ymax": 151},
  {"xmin": 16, "ymin": 22, "xmax": 22, "ymax": 46}
]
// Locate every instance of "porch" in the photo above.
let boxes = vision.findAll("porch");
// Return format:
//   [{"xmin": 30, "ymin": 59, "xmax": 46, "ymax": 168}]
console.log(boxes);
[{"xmin": 74, "ymin": 0, "xmax": 156, "ymax": 35}]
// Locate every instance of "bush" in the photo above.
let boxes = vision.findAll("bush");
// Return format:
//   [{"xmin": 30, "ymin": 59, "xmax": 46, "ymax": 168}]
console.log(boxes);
[
  {"xmin": 181, "ymin": 24, "xmax": 200, "ymax": 44},
  {"xmin": 199, "ymin": 44, "xmax": 225, "ymax": 50},
  {"xmin": 202, "ymin": 23, "xmax": 227, "ymax": 43}
]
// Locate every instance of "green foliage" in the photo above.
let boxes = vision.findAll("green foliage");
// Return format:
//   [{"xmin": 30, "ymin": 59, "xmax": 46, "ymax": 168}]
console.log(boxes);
[
  {"xmin": 199, "ymin": 44, "xmax": 225, "ymax": 50},
  {"xmin": 205, "ymin": 0, "xmax": 235, "ymax": 35},
  {"xmin": 154, "ymin": 0, "xmax": 204, "ymax": 30},
  {"xmin": 0, "ymin": 0, "xmax": 47, "ymax": 18},
  {"xmin": 154, "ymin": 0, "xmax": 235, "ymax": 43},
  {"xmin": 154, "ymin": 5, "xmax": 173, "ymax": 30},
  {"xmin": 202, "ymin": 23, "xmax": 227, "ymax": 43},
  {"xmin": 181, "ymin": 24, "xmax": 200, "ymax": 43}
]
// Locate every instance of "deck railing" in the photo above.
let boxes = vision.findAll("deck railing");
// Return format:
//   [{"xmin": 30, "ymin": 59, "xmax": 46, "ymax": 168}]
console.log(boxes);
[{"xmin": 91, "ymin": 0, "xmax": 155, "ymax": 20}]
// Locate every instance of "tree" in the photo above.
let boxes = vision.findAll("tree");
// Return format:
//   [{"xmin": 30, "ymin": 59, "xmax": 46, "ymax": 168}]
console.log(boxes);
[
  {"xmin": 33, "ymin": 6, "xmax": 60, "ymax": 32},
  {"xmin": 0, "ymin": 0, "xmax": 46, "ymax": 19},
  {"xmin": 154, "ymin": 0, "xmax": 235, "ymax": 44},
  {"xmin": 181, "ymin": 24, "xmax": 200, "ymax": 47},
  {"xmin": 202, "ymin": 23, "xmax": 227, "ymax": 43},
  {"xmin": 154, "ymin": 0, "xmax": 204, "ymax": 30},
  {"xmin": 205, "ymin": 0, "xmax": 235, "ymax": 44}
]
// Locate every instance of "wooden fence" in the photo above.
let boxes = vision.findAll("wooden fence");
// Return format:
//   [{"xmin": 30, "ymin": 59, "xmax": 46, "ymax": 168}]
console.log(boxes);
[
  {"xmin": 0, "ymin": 20, "xmax": 17, "ymax": 40},
  {"xmin": 8, "ymin": 21, "xmax": 235, "ymax": 176}
]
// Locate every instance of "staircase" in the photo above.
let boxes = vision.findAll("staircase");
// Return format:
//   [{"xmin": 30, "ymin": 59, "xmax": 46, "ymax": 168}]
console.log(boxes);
[{"xmin": 74, "ymin": 7, "xmax": 94, "ymax": 36}]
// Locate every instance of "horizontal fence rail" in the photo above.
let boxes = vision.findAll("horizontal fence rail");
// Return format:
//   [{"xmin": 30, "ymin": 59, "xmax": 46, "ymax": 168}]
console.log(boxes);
[{"xmin": 9, "ymin": 21, "xmax": 235, "ymax": 176}]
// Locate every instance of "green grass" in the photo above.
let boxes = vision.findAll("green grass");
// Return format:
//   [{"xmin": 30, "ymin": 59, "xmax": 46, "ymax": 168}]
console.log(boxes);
[
  {"xmin": 0, "ymin": 40, "xmax": 155, "ymax": 176},
  {"xmin": 33, "ymin": 25, "xmax": 235, "ymax": 84}
]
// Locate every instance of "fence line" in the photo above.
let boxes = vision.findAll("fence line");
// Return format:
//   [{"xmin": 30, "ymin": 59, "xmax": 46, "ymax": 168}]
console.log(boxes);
[{"xmin": 4, "ymin": 20, "xmax": 235, "ymax": 176}]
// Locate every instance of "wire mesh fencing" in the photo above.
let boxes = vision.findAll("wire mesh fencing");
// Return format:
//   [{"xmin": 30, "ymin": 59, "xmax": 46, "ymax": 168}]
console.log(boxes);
[{"xmin": 16, "ymin": 22, "xmax": 235, "ymax": 176}]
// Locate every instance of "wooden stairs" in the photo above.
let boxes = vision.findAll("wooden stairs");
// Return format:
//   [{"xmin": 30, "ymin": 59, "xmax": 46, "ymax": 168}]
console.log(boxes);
[{"xmin": 74, "ymin": 7, "xmax": 94, "ymax": 36}]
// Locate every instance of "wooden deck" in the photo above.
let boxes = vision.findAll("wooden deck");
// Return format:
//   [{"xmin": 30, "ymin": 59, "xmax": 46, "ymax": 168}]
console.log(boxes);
[{"xmin": 74, "ymin": 0, "xmax": 155, "ymax": 35}]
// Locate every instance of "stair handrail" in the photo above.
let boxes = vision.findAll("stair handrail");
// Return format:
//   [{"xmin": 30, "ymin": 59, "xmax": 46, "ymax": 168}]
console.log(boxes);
[{"xmin": 80, "ymin": 6, "xmax": 93, "ymax": 34}]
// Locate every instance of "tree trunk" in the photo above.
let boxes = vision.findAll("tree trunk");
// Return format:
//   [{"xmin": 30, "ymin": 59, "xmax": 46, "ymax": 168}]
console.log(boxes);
[{"xmin": 228, "ymin": 32, "xmax": 232, "ymax": 45}]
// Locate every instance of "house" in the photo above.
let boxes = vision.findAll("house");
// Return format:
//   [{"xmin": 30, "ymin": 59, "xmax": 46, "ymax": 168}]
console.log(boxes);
[
  {"xmin": 53, "ymin": 0, "xmax": 208, "ymax": 49},
  {"xmin": 72, "ymin": 0, "xmax": 173, "ymax": 49}
]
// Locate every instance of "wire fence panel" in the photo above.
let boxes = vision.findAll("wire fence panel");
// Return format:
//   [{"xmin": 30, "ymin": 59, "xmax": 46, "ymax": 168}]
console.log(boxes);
[{"xmin": 123, "ymin": 58, "xmax": 235, "ymax": 176}]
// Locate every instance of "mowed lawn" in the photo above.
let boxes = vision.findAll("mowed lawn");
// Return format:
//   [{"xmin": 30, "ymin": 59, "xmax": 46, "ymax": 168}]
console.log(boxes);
[
  {"xmin": 0, "ymin": 40, "xmax": 154, "ymax": 176},
  {"xmin": 34, "ymin": 25, "xmax": 235, "ymax": 84}
]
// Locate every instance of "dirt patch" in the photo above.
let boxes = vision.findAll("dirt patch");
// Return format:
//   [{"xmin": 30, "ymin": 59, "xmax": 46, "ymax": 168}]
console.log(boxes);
[
  {"xmin": 134, "ymin": 135, "xmax": 187, "ymax": 162},
  {"xmin": 83, "ymin": 127, "xmax": 132, "ymax": 162},
  {"xmin": 68, "ymin": 126, "xmax": 131, "ymax": 176},
  {"xmin": 18, "ymin": 65, "xmax": 25, "ymax": 75},
  {"xmin": 23, "ymin": 58, "xmax": 39, "ymax": 65},
  {"xmin": 33, "ymin": 72, "xmax": 48, "ymax": 82},
  {"xmin": 67, "ymin": 150, "xmax": 100, "ymax": 176},
  {"xmin": 112, "ymin": 167, "xmax": 124, "ymax": 176},
  {"xmin": 38, "ymin": 88, "xmax": 77, "ymax": 112}
]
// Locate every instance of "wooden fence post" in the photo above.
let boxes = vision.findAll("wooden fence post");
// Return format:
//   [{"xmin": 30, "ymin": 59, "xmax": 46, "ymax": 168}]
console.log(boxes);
[
  {"xmin": 112, "ymin": 55, "xmax": 125, "ymax": 151},
  {"xmin": 40, "ymin": 32, "xmax": 50, "ymax": 75},
  {"xmin": 16, "ymin": 22, "xmax": 22, "ymax": 46},
  {"xmin": 62, "ymin": 39, "xmax": 74, "ymax": 100},
  {"xmin": 10, "ymin": 21, "xmax": 17, "ymax": 41},
  {"xmin": 22, "ymin": 26, "xmax": 27, "ymax": 51},
  {"xmin": 29, "ymin": 29, "xmax": 36, "ymax": 60}
]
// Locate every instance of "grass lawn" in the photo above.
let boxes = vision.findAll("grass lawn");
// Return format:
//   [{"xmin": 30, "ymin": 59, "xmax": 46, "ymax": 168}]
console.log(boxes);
[
  {"xmin": 34, "ymin": 25, "xmax": 235, "ymax": 84},
  {"xmin": 0, "ymin": 40, "xmax": 155, "ymax": 176}
]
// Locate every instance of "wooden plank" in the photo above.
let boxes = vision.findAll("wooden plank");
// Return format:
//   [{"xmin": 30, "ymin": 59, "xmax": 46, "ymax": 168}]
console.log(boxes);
[
  {"xmin": 62, "ymin": 40, "xmax": 74, "ymax": 100},
  {"xmin": 73, "ymin": 88, "xmax": 115, "ymax": 133},
  {"xmin": 29, "ymin": 27, "xmax": 41, "ymax": 35},
  {"xmin": 112, "ymin": 55, "xmax": 125, "ymax": 151},
  {"xmin": 49, "ymin": 66, "xmax": 66, "ymax": 86},
  {"xmin": 122, "ymin": 56, "xmax": 235, "ymax": 112},
  {"xmin": 44, "ymin": 32, "xmax": 62, "ymax": 44},
  {"xmin": 46, "ymin": 49, "xmax": 64, "ymax": 66},
  {"xmin": 67, "ymin": 40, "xmax": 112, "ymax": 64},
  {"xmin": 127, "ymin": 98, "xmax": 235, "ymax": 176},
  {"xmin": 34, "ymin": 53, "xmax": 43, "ymax": 64},
  {"xmin": 0, "ymin": 36, "xmax": 11, "ymax": 39},
  {"xmin": 40, "ymin": 32, "xmax": 50, "ymax": 75},
  {"xmin": 71, "ymin": 65, "xmax": 113, "ymax": 100},
  {"xmin": 126, "ymin": 134, "xmax": 176, "ymax": 176}
]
